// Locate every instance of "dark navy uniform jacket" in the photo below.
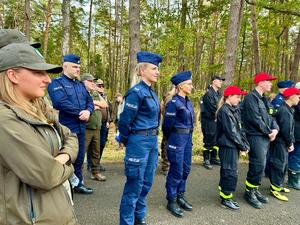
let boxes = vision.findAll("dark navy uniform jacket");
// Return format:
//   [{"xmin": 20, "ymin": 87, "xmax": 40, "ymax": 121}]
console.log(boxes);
[
  {"xmin": 47, "ymin": 74, "xmax": 94, "ymax": 134},
  {"xmin": 217, "ymin": 104, "xmax": 249, "ymax": 151},
  {"xmin": 271, "ymin": 93, "xmax": 284, "ymax": 109},
  {"xmin": 294, "ymin": 103, "xmax": 300, "ymax": 142},
  {"xmin": 118, "ymin": 80, "xmax": 160, "ymax": 144},
  {"xmin": 200, "ymin": 86, "xmax": 220, "ymax": 120},
  {"xmin": 241, "ymin": 89, "xmax": 279, "ymax": 136},
  {"xmin": 162, "ymin": 95, "xmax": 194, "ymax": 139},
  {"xmin": 275, "ymin": 102, "xmax": 295, "ymax": 147}
]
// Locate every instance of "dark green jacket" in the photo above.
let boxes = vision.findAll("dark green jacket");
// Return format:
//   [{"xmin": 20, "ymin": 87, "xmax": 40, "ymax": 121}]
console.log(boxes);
[{"xmin": 86, "ymin": 91, "xmax": 102, "ymax": 130}]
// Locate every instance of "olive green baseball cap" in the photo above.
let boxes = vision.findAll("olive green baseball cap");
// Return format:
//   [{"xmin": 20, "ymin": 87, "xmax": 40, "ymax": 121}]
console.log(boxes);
[
  {"xmin": 0, "ymin": 29, "xmax": 41, "ymax": 49},
  {"xmin": 81, "ymin": 73, "xmax": 95, "ymax": 81},
  {"xmin": 0, "ymin": 43, "xmax": 62, "ymax": 73}
]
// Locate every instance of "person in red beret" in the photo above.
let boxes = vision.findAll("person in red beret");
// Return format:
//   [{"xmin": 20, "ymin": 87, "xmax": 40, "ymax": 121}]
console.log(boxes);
[
  {"xmin": 268, "ymin": 87, "xmax": 300, "ymax": 201},
  {"xmin": 241, "ymin": 72, "xmax": 279, "ymax": 209},
  {"xmin": 216, "ymin": 86, "xmax": 249, "ymax": 210}
]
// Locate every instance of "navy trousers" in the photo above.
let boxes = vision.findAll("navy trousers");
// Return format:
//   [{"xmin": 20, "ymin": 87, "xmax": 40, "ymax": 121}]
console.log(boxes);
[
  {"xmin": 166, "ymin": 133, "xmax": 192, "ymax": 200},
  {"xmin": 119, "ymin": 133, "xmax": 158, "ymax": 225}
]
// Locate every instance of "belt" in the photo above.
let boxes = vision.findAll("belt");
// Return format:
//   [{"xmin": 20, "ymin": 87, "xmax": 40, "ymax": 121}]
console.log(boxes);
[
  {"xmin": 173, "ymin": 128, "xmax": 193, "ymax": 134},
  {"xmin": 132, "ymin": 129, "xmax": 159, "ymax": 136}
]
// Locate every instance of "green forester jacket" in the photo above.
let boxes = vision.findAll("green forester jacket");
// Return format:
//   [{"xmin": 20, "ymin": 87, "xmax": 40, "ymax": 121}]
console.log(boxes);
[{"xmin": 0, "ymin": 101, "xmax": 80, "ymax": 225}]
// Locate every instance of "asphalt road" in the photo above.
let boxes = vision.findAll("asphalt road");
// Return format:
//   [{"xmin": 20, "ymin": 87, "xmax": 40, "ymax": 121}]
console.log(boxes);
[{"xmin": 74, "ymin": 163, "xmax": 300, "ymax": 225}]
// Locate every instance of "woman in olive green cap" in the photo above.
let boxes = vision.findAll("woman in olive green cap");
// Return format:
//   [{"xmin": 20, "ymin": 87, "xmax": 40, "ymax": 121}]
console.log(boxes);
[{"xmin": 0, "ymin": 43, "xmax": 80, "ymax": 225}]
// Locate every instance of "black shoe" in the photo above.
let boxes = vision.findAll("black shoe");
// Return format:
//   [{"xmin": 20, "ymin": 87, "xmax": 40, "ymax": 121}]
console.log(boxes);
[
  {"xmin": 73, "ymin": 185, "xmax": 93, "ymax": 194},
  {"xmin": 134, "ymin": 218, "xmax": 147, "ymax": 225},
  {"xmin": 177, "ymin": 193, "xmax": 193, "ymax": 211},
  {"xmin": 210, "ymin": 158, "xmax": 221, "ymax": 166},
  {"xmin": 254, "ymin": 189, "xmax": 269, "ymax": 203},
  {"xmin": 231, "ymin": 199, "xmax": 239, "ymax": 208},
  {"xmin": 244, "ymin": 189, "xmax": 262, "ymax": 209},
  {"xmin": 203, "ymin": 159, "xmax": 213, "ymax": 170},
  {"xmin": 221, "ymin": 199, "xmax": 240, "ymax": 210},
  {"xmin": 167, "ymin": 199, "xmax": 184, "ymax": 218},
  {"xmin": 99, "ymin": 165, "xmax": 106, "ymax": 172}
]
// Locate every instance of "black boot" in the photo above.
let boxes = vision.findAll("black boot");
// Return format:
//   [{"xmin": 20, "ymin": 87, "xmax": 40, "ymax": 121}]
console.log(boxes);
[
  {"xmin": 134, "ymin": 218, "xmax": 147, "ymax": 225},
  {"xmin": 177, "ymin": 193, "xmax": 193, "ymax": 211},
  {"xmin": 244, "ymin": 188, "xmax": 262, "ymax": 209},
  {"xmin": 167, "ymin": 199, "xmax": 184, "ymax": 218},
  {"xmin": 210, "ymin": 148, "xmax": 221, "ymax": 166},
  {"xmin": 203, "ymin": 150, "xmax": 213, "ymax": 170},
  {"xmin": 254, "ymin": 188, "xmax": 269, "ymax": 203},
  {"xmin": 221, "ymin": 198, "xmax": 240, "ymax": 210},
  {"xmin": 288, "ymin": 169, "xmax": 300, "ymax": 190}
]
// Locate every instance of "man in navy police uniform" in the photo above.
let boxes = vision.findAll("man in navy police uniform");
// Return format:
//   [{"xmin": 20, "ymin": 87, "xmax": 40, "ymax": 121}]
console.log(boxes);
[
  {"xmin": 271, "ymin": 80, "xmax": 294, "ymax": 109},
  {"xmin": 48, "ymin": 54, "xmax": 94, "ymax": 194}
]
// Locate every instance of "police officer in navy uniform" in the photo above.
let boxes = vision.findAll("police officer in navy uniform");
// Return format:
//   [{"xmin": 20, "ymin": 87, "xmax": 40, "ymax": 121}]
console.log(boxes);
[
  {"xmin": 48, "ymin": 54, "xmax": 94, "ymax": 194},
  {"xmin": 118, "ymin": 51, "xmax": 162, "ymax": 225},
  {"xmin": 271, "ymin": 80, "xmax": 294, "ymax": 109},
  {"xmin": 269, "ymin": 87, "xmax": 300, "ymax": 201},
  {"xmin": 241, "ymin": 72, "xmax": 279, "ymax": 209},
  {"xmin": 200, "ymin": 75, "xmax": 225, "ymax": 169},
  {"xmin": 216, "ymin": 86, "xmax": 249, "ymax": 210},
  {"xmin": 162, "ymin": 71, "xmax": 194, "ymax": 218}
]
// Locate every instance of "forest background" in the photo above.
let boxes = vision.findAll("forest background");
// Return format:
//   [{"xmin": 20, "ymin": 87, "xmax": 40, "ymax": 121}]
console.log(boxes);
[{"xmin": 1, "ymin": 0, "xmax": 300, "ymax": 101}]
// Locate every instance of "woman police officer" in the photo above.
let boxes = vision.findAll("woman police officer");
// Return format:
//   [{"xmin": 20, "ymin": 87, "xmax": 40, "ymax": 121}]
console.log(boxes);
[
  {"xmin": 118, "ymin": 51, "xmax": 162, "ymax": 225},
  {"xmin": 0, "ymin": 43, "xmax": 79, "ymax": 224},
  {"xmin": 162, "ymin": 71, "xmax": 194, "ymax": 218}
]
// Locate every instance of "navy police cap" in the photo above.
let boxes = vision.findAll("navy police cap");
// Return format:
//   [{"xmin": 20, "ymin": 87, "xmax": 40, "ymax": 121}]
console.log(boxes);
[
  {"xmin": 277, "ymin": 80, "xmax": 294, "ymax": 88},
  {"xmin": 137, "ymin": 51, "xmax": 162, "ymax": 67},
  {"xmin": 63, "ymin": 54, "xmax": 80, "ymax": 64},
  {"xmin": 171, "ymin": 70, "xmax": 192, "ymax": 86}
]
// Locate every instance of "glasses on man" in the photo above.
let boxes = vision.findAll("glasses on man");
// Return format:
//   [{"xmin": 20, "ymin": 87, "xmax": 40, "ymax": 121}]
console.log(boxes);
[{"xmin": 97, "ymin": 84, "xmax": 104, "ymax": 88}]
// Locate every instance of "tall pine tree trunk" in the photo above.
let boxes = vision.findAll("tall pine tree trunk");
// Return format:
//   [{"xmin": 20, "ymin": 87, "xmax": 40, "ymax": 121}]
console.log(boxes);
[
  {"xmin": 224, "ymin": 0, "xmax": 244, "ymax": 85},
  {"xmin": 249, "ymin": 2, "xmax": 261, "ymax": 74},
  {"xmin": 177, "ymin": 0, "xmax": 187, "ymax": 72},
  {"xmin": 87, "ymin": 0, "xmax": 93, "ymax": 72},
  {"xmin": 43, "ymin": 0, "xmax": 52, "ymax": 59},
  {"xmin": 62, "ymin": 0, "xmax": 71, "ymax": 56},
  {"xmin": 24, "ymin": 0, "xmax": 30, "ymax": 40},
  {"xmin": 291, "ymin": 28, "xmax": 300, "ymax": 81},
  {"xmin": 129, "ymin": 0, "xmax": 140, "ymax": 87}
]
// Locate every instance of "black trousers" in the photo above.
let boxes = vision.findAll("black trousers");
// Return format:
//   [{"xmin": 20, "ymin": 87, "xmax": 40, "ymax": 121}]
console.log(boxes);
[
  {"xmin": 246, "ymin": 135, "xmax": 270, "ymax": 186},
  {"xmin": 201, "ymin": 119, "xmax": 217, "ymax": 150},
  {"xmin": 269, "ymin": 140, "xmax": 288, "ymax": 188},
  {"xmin": 219, "ymin": 146, "xmax": 239, "ymax": 193}
]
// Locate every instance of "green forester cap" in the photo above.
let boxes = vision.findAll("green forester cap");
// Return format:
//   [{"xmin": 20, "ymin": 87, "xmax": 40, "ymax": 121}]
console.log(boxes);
[
  {"xmin": 0, "ymin": 29, "xmax": 41, "ymax": 49},
  {"xmin": 0, "ymin": 43, "xmax": 62, "ymax": 73}
]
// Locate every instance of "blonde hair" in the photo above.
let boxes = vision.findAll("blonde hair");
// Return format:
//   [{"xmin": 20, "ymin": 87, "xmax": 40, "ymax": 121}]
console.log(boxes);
[
  {"xmin": 216, "ymin": 96, "xmax": 226, "ymax": 119},
  {"xmin": 0, "ymin": 70, "xmax": 48, "ymax": 122},
  {"xmin": 135, "ymin": 63, "xmax": 150, "ymax": 77}
]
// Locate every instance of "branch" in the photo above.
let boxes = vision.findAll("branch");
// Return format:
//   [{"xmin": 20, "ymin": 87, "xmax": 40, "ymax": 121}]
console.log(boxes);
[{"xmin": 245, "ymin": 0, "xmax": 300, "ymax": 17}]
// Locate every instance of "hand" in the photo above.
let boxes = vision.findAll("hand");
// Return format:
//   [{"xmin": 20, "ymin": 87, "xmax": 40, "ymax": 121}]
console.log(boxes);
[
  {"xmin": 106, "ymin": 122, "xmax": 110, "ymax": 128},
  {"xmin": 54, "ymin": 153, "xmax": 70, "ymax": 164},
  {"xmin": 94, "ymin": 105, "xmax": 100, "ymax": 110},
  {"xmin": 288, "ymin": 144, "xmax": 294, "ymax": 152},
  {"xmin": 79, "ymin": 110, "xmax": 90, "ymax": 121},
  {"xmin": 268, "ymin": 129, "xmax": 278, "ymax": 142}
]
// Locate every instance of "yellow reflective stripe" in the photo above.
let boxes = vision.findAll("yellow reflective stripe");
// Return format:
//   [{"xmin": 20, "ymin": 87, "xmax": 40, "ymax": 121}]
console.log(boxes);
[
  {"xmin": 245, "ymin": 180, "xmax": 258, "ymax": 188},
  {"xmin": 213, "ymin": 146, "xmax": 219, "ymax": 151},
  {"xmin": 218, "ymin": 186, "xmax": 221, "ymax": 190},
  {"xmin": 219, "ymin": 191, "xmax": 233, "ymax": 199},
  {"xmin": 271, "ymin": 184, "xmax": 281, "ymax": 191},
  {"xmin": 269, "ymin": 108, "xmax": 274, "ymax": 115}
]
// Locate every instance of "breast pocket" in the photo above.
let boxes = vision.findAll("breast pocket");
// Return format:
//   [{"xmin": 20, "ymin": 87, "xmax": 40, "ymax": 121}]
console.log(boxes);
[{"xmin": 143, "ymin": 97, "xmax": 158, "ymax": 115}]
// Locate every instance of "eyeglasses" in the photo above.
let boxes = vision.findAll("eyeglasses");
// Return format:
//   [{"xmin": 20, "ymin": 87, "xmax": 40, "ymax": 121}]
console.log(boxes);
[{"xmin": 97, "ymin": 84, "xmax": 104, "ymax": 88}]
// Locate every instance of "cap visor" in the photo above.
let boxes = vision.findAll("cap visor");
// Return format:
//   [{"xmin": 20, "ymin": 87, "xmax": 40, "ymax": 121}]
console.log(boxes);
[
  {"xmin": 240, "ymin": 91, "xmax": 247, "ymax": 95},
  {"xmin": 30, "ymin": 42, "xmax": 41, "ymax": 48},
  {"xmin": 23, "ymin": 63, "xmax": 62, "ymax": 74}
]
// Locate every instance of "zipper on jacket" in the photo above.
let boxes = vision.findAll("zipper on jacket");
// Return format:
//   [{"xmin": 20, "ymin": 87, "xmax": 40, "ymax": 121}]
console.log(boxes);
[
  {"xmin": 45, "ymin": 130, "xmax": 55, "ymax": 156},
  {"xmin": 27, "ymin": 186, "xmax": 36, "ymax": 225}
]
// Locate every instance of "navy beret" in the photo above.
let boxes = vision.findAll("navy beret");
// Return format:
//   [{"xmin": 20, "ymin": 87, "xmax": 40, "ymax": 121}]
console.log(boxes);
[
  {"xmin": 171, "ymin": 71, "xmax": 192, "ymax": 86},
  {"xmin": 277, "ymin": 80, "xmax": 294, "ymax": 88},
  {"xmin": 63, "ymin": 54, "xmax": 80, "ymax": 64},
  {"xmin": 137, "ymin": 51, "xmax": 162, "ymax": 67}
]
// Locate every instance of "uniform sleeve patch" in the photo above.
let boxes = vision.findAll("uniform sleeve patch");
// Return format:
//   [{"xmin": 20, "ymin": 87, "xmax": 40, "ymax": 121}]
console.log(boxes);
[
  {"xmin": 168, "ymin": 145, "xmax": 177, "ymax": 149},
  {"xmin": 128, "ymin": 157, "xmax": 140, "ymax": 163},
  {"xmin": 126, "ymin": 102, "xmax": 138, "ymax": 110},
  {"xmin": 53, "ymin": 86, "xmax": 63, "ymax": 91},
  {"xmin": 166, "ymin": 112, "xmax": 176, "ymax": 116}
]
